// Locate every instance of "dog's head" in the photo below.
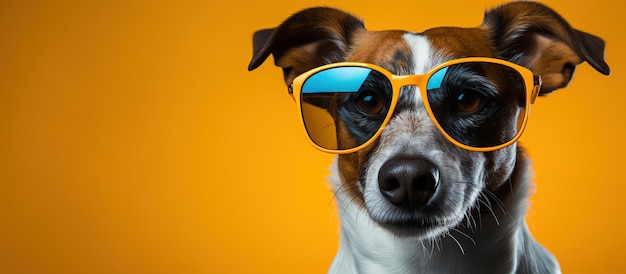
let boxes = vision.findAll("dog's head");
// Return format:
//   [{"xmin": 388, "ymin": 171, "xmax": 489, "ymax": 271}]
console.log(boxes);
[{"xmin": 248, "ymin": 2, "xmax": 609, "ymax": 238}]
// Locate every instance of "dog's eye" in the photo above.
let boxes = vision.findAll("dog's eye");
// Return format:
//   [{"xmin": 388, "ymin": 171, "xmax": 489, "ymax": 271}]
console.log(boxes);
[
  {"xmin": 355, "ymin": 91, "xmax": 384, "ymax": 114},
  {"xmin": 456, "ymin": 91, "xmax": 483, "ymax": 113}
]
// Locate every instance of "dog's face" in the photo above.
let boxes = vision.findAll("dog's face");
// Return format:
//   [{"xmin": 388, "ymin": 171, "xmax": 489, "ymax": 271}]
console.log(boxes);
[{"xmin": 249, "ymin": 2, "xmax": 609, "ymax": 238}]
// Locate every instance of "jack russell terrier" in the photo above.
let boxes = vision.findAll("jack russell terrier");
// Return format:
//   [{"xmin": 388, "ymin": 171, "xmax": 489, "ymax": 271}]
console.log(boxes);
[{"xmin": 248, "ymin": 1, "xmax": 610, "ymax": 273}]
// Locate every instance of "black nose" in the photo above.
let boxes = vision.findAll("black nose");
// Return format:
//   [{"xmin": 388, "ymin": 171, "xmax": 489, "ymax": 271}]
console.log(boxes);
[{"xmin": 378, "ymin": 156, "xmax": 439, "ymax": 209}]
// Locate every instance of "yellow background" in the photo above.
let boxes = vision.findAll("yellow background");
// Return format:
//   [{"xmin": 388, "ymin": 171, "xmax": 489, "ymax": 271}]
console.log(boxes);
[{"xmin": 1, "ymin": 0, "xmax": 623, "ymax": 273}]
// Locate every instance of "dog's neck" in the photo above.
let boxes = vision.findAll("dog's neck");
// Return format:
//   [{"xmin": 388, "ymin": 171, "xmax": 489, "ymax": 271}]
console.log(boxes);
[{"xmin": 328, "ymin": 148, "xmax": 557, "ymax": 274}]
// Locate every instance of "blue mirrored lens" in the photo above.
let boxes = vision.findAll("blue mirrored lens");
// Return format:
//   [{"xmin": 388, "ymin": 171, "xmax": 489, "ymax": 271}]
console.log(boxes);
[
  {"xmin": 427, "ymin": 66, "xmax": 448, "ymax": 90},
  {"xmin": 302, "ymin": 67, "xmax": 372, "ymax": 93}
]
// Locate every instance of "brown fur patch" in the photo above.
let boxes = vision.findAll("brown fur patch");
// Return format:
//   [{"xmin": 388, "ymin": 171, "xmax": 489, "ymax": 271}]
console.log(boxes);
[
  {"xmin": 347, "ymin": 31, "xmax": 412, "ymax": 72},
  {"xmin": 528, "ymin": 34, "xmax": 582, "ymax": 93},
  {"xmin": 424, "ymin": 27, "xmax": 496, "ymax": 59}
]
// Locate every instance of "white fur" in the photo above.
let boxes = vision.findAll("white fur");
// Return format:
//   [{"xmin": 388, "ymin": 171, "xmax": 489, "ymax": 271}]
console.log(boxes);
[
  {"xmin": 403, "ymin": 33, "xmax": 433, "ymax": 75},
  {"xmin": 402, "ymin": 33, "xmax": 430, "ymax": 104}
]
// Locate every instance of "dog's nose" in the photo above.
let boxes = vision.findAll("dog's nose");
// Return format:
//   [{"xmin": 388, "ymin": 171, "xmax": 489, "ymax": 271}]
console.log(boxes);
[{"xmin": 378, "ymin": 156, "xmax": 439, "ymax": 209}]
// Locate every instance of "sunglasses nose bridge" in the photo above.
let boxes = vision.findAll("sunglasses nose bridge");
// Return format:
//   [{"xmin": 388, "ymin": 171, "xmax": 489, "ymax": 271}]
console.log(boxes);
[{"xmin": 391, "ymin": 74, "xmax": 427, "ymax": 90}]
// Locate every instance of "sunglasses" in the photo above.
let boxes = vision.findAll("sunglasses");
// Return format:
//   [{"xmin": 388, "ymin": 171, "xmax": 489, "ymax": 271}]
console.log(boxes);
[{"xmin": 287, "ymin": 57, "xmax": 542, "ymax": 154}]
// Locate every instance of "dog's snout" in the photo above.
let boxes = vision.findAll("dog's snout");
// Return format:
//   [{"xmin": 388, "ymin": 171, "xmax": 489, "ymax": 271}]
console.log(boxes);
[{"xmin": 378, "ymin": 156, "xmax": 439, "ymax": 209}]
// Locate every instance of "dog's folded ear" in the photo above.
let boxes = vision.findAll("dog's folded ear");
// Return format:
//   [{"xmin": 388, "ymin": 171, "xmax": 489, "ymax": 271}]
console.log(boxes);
[
  {"xmin": 481, "ymin": 1, "xmax": 610, "ymax": 95},
  {"xmin": 247, "ymin": 7, "xmax": 365, "ymax": 84}
]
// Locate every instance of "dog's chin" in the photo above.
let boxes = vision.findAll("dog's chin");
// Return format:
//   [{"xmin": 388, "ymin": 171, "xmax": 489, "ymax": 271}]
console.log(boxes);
[
  {"xmin": 378, "ymin": 221, "xmax": 443, "ymax": 239},
  {"xmin": 371, "ymin": 213, "xmax": 459, "ymax": 239}
]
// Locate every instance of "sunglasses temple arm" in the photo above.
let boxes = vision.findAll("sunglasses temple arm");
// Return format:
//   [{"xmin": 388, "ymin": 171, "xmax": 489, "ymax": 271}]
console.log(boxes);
[
  {"xmin": 530, "ymin": 75, "xmax": 542, "ymax": 104},
  {"xmin": 287, "ymin": 84, "xmax": 296, "ymax": 101}
]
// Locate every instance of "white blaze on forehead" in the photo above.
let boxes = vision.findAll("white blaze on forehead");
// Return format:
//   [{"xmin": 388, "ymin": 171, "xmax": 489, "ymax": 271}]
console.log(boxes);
[
  {"xmin": 402, "ymin": 33, "xmax": 437, "ymax": 104},
  {"xmin": 402, "ymin": 33, "xmax": 434, "ymax": 74}
]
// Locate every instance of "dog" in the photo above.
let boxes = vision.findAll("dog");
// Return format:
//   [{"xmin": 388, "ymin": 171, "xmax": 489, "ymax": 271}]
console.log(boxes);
[{"xmin": 248, "ymin": 1, "xmax": 609, "ymax": 273}]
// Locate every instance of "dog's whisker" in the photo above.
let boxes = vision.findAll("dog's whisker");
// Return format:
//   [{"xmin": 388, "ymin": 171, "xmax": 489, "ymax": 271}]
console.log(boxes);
[
  {"xmin": 445, "ymin": 231, "xmax": 466, "ymax": 255},
  {"xmin": 480, "ymin": 191, "xmax": 494, "ymax": 209},
  {"xmin": 463, "ymin": 211, "xmax": 478, "ymax": 233},
  {"xmin": 483, "ymin": 189, "xmax": 507, "ymax": 216},
  {"xmin": 418, "ymin": 240, "xmax": 429, "ymax": 256},
  {"xmin": 475, "ymin": 196, "xmax": 484, "ymax": 230},
  {"xmin": 425, "ymin": 238, "xmax": 437, "ymax": 257},
  {"xmin": 470, "ymin": 213, "xmax": 478, "ymax": 231},
  {"xmin": 451, "ymin": 228, "xmax": 476, "ymax": 246},
  {"xmin": 418, "ymin": 239, "xmax": 427, "ymax": 255},
  {"xmin": 478, "ymin": 195, "xmax": 500, "ymax": 226},
  {"xmin": 430, "ymin": 238, "xmax": 436, "ymax": 256}
]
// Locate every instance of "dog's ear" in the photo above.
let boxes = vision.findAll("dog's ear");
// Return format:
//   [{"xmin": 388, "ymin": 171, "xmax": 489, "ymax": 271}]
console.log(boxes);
[
  {"xmin": 247, "ymin": 7, "xmax": 365, "ymax": 84},
  {"xmin": 481, "ymin": 1, "xmax": 610, "ymax": 94}
]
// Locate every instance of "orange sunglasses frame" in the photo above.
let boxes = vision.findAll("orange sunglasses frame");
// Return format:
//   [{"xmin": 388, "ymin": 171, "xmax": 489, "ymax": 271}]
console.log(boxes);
[{"xmin": 288, "ymin": 57, "xmax": 542, "ymax": 154}]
